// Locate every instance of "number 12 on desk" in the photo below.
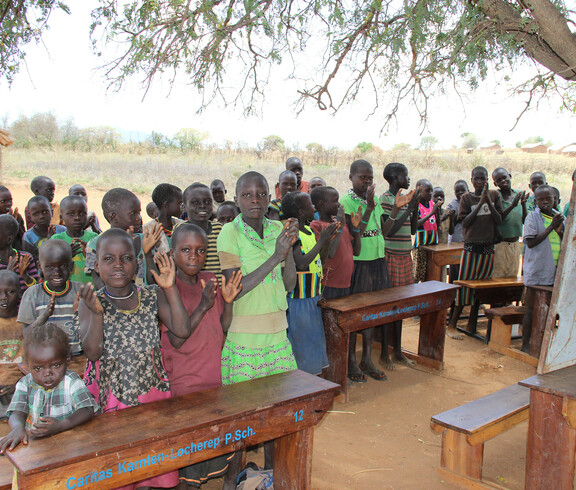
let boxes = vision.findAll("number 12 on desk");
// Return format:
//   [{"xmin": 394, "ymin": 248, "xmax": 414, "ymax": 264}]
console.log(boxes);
[{"xmin": 294, "ymin": 410, "xmax": 304, "ymax": 422}]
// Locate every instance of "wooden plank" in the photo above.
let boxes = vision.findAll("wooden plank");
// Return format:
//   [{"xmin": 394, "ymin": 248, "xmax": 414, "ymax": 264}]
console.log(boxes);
[
  {"xmin": 520, "ymin": 364, "xmax": 576, "ymax": 399},
  {"xmin": 274, "ymin": 427, "xmax": 313, "ymax": 489},
  {"xmin": 437, "ymin": 467, "xmax": 508, "ymax": 490},
  {"xmin": 454, "ymin": 277, "xmax": 523, "ymax": 289},
  {"xmin": 422, "ymin": 243, "xmax": 464, "ymax": 266},
  {"xmin": 440, "ymin": 430, "xmax": 483, "ymax": 480},
  {"xmin": 484, "ymin": 306, "xmax": 526, "ymax": 325},
  {"xmin": 530, "ymin": 287, "xmax": 552, "ymax": 358}
]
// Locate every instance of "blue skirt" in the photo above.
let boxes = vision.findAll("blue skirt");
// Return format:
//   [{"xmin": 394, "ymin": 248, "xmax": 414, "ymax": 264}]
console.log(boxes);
[{"xmin": 286, "ymin": 296, "xmax": 329, "ymax": 375}]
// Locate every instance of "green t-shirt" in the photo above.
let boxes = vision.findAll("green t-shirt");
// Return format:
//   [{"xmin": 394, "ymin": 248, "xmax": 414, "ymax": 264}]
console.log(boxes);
[
  {"xmin": 50, "ymin": 230, "xmax": 99, "ymax": 284},
  {"xmin": 497, "ymin": 190, "xmax": 524, "ymax": 239},
  {"xmin": 341, "ymin": 190, "xmax": 385, "ymax": 261},
  {"xmin": 380, "ymin": 191, "xmax": 412, "ymax": 255},
  {"xmin": 542, "ymin": 213, "xmax": 561, "ymax": 265}
]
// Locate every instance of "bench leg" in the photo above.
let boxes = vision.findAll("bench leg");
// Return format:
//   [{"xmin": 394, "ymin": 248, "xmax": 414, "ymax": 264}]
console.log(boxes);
[
  {"xmin": 440, "ymin": 430, "xmax": 484, "ymax": 481},
  {"xmin": 274, "ymin": 427, "xmax": 313, "ymax": 489},
  {"xmin": 488, "ymin": 318, "xmax": 512, "ymax": 351},
  {"xmin": 322, "ymin": 310, "xmax": 349, "ymax": 402}
]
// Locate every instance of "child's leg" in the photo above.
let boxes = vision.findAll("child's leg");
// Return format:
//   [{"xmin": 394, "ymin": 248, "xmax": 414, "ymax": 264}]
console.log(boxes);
[
  {"xmin": 223, "ymin": 452, "xmax": 244, "ymax": 490},
  {"xmin": 348, "ymin": 333, "xmax": 367, "ymax": 382},
  {"xmin": 359, "ymin": 328, "xmax": 387, "ymax": 380},
  {"xmin": 521, "ymin": 287, "xmax": 535, "ymax": 353}
]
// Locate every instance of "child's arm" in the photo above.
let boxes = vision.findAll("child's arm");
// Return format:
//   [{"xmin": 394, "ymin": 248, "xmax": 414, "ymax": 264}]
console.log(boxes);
[
  {"xmin": 283, "ymin": 244, "xmax": 297, "ymax": 292},
  {"xmin": 28, "ymin": 408, "xmax": 94, "ymax": 440},
  {"xmin": 521, "ymin": 191, "xmax": 529, "ymax": 223},
  {"xmin": 25, "ymin": 294, "xmax": 56, "ymax": 331},
  {"xmin": 501, "ymin": 191, "xmax": 523, "ymax": 220},
  {"xmin": 385, "ymin": 189, "xmax": 417, "ymax": 237},
  {"xmin": 382, "ymin": 189, "xmax": 414, "ymax": 237},
  {"xmin": 154, "ymin": 252, "xmax": 191, "ymax": 340},
  {"xmin": 78, "ymin": 284, "xmax": 105, "ymax": 361},
  {"xmin": 417, "ymin": 200, "xmax": 441, "ymax": 227},
  {"xmin": 525, "ymin": 213, "xmax": 565, "ymax": 248},
  {"xmin": 0, "ymin": 411, "xmax": 28, "ymax": 452},
  {"xmin": 447, "ymin": 208, "xmax": 456, "ymax": 235},
  {"xmin": 8, "ymin": 253, "xmax": 38, "ymax": 287},
  {"xmin": 293, "ymin": 222, "xmax": 339, "ymax": 271},
  {"xmin": 220, "ymin": 271, "xmax": 242, "ymax": 332},
  {"xmin": 326, "ymin": 205, "xmax": 347, "ymax": 259},
  {"xmin": 141, "ymin": 225, "xmax": 163, "ymax": 285}
]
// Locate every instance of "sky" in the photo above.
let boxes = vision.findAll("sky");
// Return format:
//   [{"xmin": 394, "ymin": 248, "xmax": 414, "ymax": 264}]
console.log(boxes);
[{"xmin": 1, "ymin": 3, "xmax": 576, "ymax": 150}]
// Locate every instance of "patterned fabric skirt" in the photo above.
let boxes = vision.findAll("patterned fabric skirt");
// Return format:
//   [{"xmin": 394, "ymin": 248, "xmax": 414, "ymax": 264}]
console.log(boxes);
[
  {"xmin": 412, "ymin": 247, "xmax": 429, "ymax": 283},
  {"xmin": 455, "ymin": 246, "xmax": 494, "ymax": 306},
  {"xmin": 386, "ymin": 253, "xmax": 414, "ymax": 287},
  {"xmin": 221, "ymin": 338, "xmax": 297, "ymax": 385}
]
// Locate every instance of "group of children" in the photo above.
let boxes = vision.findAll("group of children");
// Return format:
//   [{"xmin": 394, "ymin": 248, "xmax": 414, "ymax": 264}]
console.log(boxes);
[{"xmin": 0, "ymin": 159, "xmax": 570, "ymax": 488}]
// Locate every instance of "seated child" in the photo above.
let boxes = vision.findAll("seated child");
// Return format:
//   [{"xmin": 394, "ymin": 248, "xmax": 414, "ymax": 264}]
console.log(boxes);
[
  {"xmin": 521, "ymin": 185, "xmax": 565, "ymax": 352},
  {"xmin": 216, "ymin": 201, "xmax": 239, "ymax": 225},
  {"xmin": 50, "ymin": 196, "xmax": 98, "ymax": 284},
  {"xmin": 413, "ymin": 179, "xmax": 440, "ymax": 283},
  {"xmin": 309, "ymin": 177, "xmax": 326, "ymax": 192},
  {"xmin": 269, "ymin": 170, "xmax": 298, "ymax": 221},
  {"xmin": 282, "ymin": 191, "xmax": 339, "ymax": 375},
  {"xmin": 433, "ymin": 187, "xmax": 453, "ymax": 245},
  {"xmin": 24, "ymin": 176, "xmax": 62, "ymax": 229},
  {"xmin": 210, "ymin": 179, "xmax": 227, "ymax": 218},
  {"xmin": 0, "ymin": 185, "xmax": 26, "ymax": 250},
  {"xmin": 143, "ymin": 183, "xmax": 184, "ymax": 255},
  {"xmin": 69, "ymin": 184, "xmax": 102, "ymax": 234},
  {"xmin": 18, "ymin": 240, "xmax": 83, "ymax": 355},
  {"xmin": 447, "ymin": 166, "xmax": 503, "ymax": 339},
  {"xmin": 146, "ymin": 201, "xmax": 160, "ymax": 219},
  {"xmin": 0, "ymin": 215, "xmax": 39, "ymax": 295},
  {"xmin": 0, "ymin": 322, "xmax": 97, "ymax": 453},
  {"xmin": 164, "ymin": 223, "xmax": 242, "ymax": 487},
  {"xmin": 447, "ymin": 179, "xmax": 469, "ymax": 282},
  {"xmin": 22, "ymin": 196, "xmax": 66, "ymax": 259},
  {"xmin": 275, "ymin": 157, "xmax": 309, "ymax": 198}
]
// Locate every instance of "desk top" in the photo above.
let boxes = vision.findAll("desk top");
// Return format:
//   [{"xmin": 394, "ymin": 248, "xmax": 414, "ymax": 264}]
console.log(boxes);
[
  {"xmin": 7, "ymin": 370, "xmax": 338, "ymax": 475},
  {"xmin": 421, "ymin": 243, "xmax": 464, "ymax": 253},
  {"xmin": 319, "ymin": 280, "xmax": 459, "ymax": 313},
  {"xmin": 520, "ymin": 364, "xmax": 576, "ymax": 398},
  {"xmin": 454, "ymin": 276, "xmax": 523, "ymax": 289}
]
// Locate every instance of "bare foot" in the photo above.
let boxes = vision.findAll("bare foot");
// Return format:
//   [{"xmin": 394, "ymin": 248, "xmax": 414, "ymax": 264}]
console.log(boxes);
[
  {"xmin": 359, "ymin": 360, "xmax": 387, "ymax": 381},
  {"xmin": 447, "ymin": 327, "xmax": 463, "ymax": 340},
  {"xmin": 521, "ymin": 344, "xmax": 530, "ymax": 354},
  {"xmin": 394, "ymin": 352, "xmax": 416, "ymax": 366},
  {"xmin": 379, "ymin": 357, "xmax": 396, "ymax": 370},
  {"xmin": 348, "ymin": 364, "xmax": 367, "ymax": 383}
]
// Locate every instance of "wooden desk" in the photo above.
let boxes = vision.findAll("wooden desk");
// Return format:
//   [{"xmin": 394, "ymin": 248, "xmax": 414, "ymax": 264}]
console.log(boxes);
[
  {"xmin": 520, "ymin": 365, "xmax": 576, "ymax": 490},
  {"xmin": 422, "ymin": 243, "xmax": 463, "ymax": 282},
  {"xmin": 320, "ymin": 281, "xmax": 459, "ymax": 402},
  {"xmin": 530, "ymin": 285, "xmax": 553, "ymax": 357},
  {"xmin": 6, "ymin": 370, "xmax": 338, "ymax": 490}
]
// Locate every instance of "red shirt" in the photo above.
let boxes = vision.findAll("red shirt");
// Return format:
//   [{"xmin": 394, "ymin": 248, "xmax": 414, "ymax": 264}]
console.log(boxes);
[{"xmin": 310, "ymin": 220, "xmax": 354, "ymax": 289}]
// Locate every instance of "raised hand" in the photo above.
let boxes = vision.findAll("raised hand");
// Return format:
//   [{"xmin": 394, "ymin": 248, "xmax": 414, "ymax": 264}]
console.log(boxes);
[
  {"xmin": 480, "ymin": 182, "xmax": 489, "ymax": 203},
  {"xmin": 199, "ymin": 278, "xmax": 217, "ymax": 310},
  {"xmin": 275, "ymin": 219, "xmax": 299, "ymax": 259},
  {"xmin": 17, "ymin": 253, "xmax": 31, "ymax": 276},
  {"xmin": 151, "ymin": 251, "xmax": 176, "ymax": 289},
  {"xmin": 552, "ymin": 212, "xmax": 565, "ymax": 231},
  {"xmin": 433, "ymin": 197, "xmax": 444, "ymax": 210},
  {"xmin": 221, "ymin": 271, "xmax": 243, "ymax": 304},
  {"xmin": 351, "ymin": 206, "xmax": 363, "ymax": 228},
  {"xmin": 71, "ymin": 238, "xmax": 87, "ymax": 258},
  {"xmin": 366, "ymin": 184, "xmax": 376, "ymax": 209},
  {"xmin": 10, "ymin": 207, "xmax": 21, "ymax": 221},
  {"xmin": 395, "ymin": 189, "xmax": 416, "ymax": 209},
  {"xmin": 319, "ymin": 221, "xmax": 340, "ymax": 244},
  {"xmin": 78, "ymin": 283, "xmax": 104, "ymax": 315},
  {"xmin": 85, "ymin": 214, "xmax": 95, "ymax": 230},
  {"xmin": 520, "ymin": 191, "xmax": 529, "ymax": 205},
  {"xmin": 143, "ymin": 222, "xmax": 163, "ymax": 254},
  {"xmin": 336, "ymin": 204, "xmax": 346, "ymax": 225},
  {"xmin": 47, "ymin": 225, "xmax": 57, "ymax": 239},
  {"xmin": 7, "ymin": 255, "xmax": 19, "ymax": 273}
]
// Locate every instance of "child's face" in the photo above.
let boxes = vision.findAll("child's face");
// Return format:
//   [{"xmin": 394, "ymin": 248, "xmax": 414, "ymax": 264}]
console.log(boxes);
[
  {"xmin": 185, "ymin": 188, "xmax": 213, "ymax": 223},
  {"xmin": 349, "ymin": 166, "xmax": 373, "ymax": 197},
  {"xmin": 217, "ymin": 205, "xmax": 238, "ymax": 225},
  {"xmin": 454, "ymin": 182, "xmax": 468, "ymax": 200},
  {"xmin": 146, "ymin": 202, "xmax": 160, "ymax": 220},
  {"xmin": 0, "ymin": 278, "xmax": 20, "ymax": 319},
  {"xmin": 211, "ymin": 183, "xmax": 226, "ymax": 204},
  {"xmin": 235, "ymin": 177, "xmax": 270, "ymax": 220},
  {"xmin": 113, "ymin": 198, "xmax": 142, "ymax": 233},
  {"xmin": 35, "ymin": 180, "xmax": 56, "ymax": 202},
  {"xmin": 471, "ymin": 170, "xmax": 488, "ymax": 194},
  {"xmin": 396, "ymin": 169, "xmax": 410, "ymax": 190},
  {"xmin": 286, "ymin": 162, "xmax": 304, "ymax": 186},
  {"xmin": 529, "ymin": 173, "xmax": 546, "ymax": 193},
  {"xmin": 308, "ymin": 178, "xmax": 326, "ymax": 191},
  {"xmin": 30, "ymin": 201, "xmax": 52, "ymax": 228},
  {"xmin": 278, "ymin": 173, "xmax": 298, "ymax": 198},
  {"xmin": 95, "ymin": 237, "xmax": 137, "ymax": 289},
  {"xmin": 535, "ymin": 189, "xmax": 555, "ymax": 214},
  {"xmin": 420, "ymin": 183, "xmax": 433, "ymax": 202},
  {"xmin": 165, "ymin": 193, "xmax": 183, "ymax": 218},
  {"xmin": 319, "ymin": 189, "xmax": 340, "ymax": 217},
  {"xmin": 172, "ymin": 232, "xmax": 207, "ymax": 278},
  {"xmin": 70, "ymin": 186, "xmax": 88, "ymax": 203},
  {"xmin": 60, "ymin": 201, "xmax": 88, "ymax": 234},
  {"xmin": 301, "ymin": 194, "xmax": 316, "ymax": 223},
  {"xmin": 0, "ymin": 189, "xmax": 13, "ymax": 215},
  {"xmin": 432, "ymin": 189, "xmax": 445, "ymax": 204},
  {"xmin": 27, "ymin": 343, "xmax": 69, "ymax": 390},
  {"xmin": 40, "ymin": 249, "xmax": 73, "ymax": 291},
  {"xmin": 492, "ymin": 169, "xmax": 511, "ymax": 191}
]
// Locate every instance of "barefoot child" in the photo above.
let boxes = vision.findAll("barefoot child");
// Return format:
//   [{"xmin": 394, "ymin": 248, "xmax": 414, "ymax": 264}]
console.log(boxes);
[
  {"xmin": 413, "ymin": 179, "xmax": 440, "ymax": 283},
  {"xmin": 69, "ymin": 184, "xmax": 102, "ymax": 234},
  {"xmin": 269, "ymin": 170, "xmax": 297, "ymax": 221},
  {"xmin": 144, "ymin": 183, "xmax": 184, "ymax": 255},
  {"xmin": 217, "ymin": 171, "xmax": 299, "ymax": 469},
  {"xmin": 24, "ymin": 176, "xmax": 62, "ymax": 229},
  {"xmin": 281, "ymin": 191, "xmax": 339, "ymax": 375},
  {"xmin": 50, "ymin": 196, "xmax": 98, "ymax": 284},
  {"xmin": 0, "ymin": 322, "xmax": 97, "ymax": 453},
  {"xmin": 22, "ymin": 196, "xmax": 66, "ymax": 259},
  {"xmin": 79, "ymin": 229, "xmax": 191, "ymax": 489},
  {"xmin": 164, "ymin": 223, "xmax": 243, "ymax": 488}
]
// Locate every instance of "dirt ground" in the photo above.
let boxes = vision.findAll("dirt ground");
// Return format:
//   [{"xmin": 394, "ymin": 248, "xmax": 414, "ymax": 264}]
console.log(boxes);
[{"xmin": 3, "ymin": 178, "xmax": 536, "ymax": 489}]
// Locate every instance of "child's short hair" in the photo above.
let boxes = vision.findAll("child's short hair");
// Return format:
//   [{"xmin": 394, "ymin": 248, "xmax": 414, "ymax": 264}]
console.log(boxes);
[
  {"xmin": 183, "ymin": 183, "xmax": 210, "ymax": 202},
  {"xmin": 96, "ymin": 228, "xmax": 135, "ymax": 256},
  {"xmin": 350, "ymin": 159, "xmax": 372, "ymax": 175},
  {"xmin": 60, "ymin": 195, "xmax": 86, "ymax": 211},
  {"xmin": 471, "ymin": 166, "xmax": 488, "ymax": 177},
  {"xmin": 416, "ymin": 178, "xmax": 432, "ymax": 188},
  {"xmin": 235, "ymin": 171, "xmax": 269, "ymax": 195},
  {"xmin": 310, "ymin": 186, "xmax": 337, "ymax": 207},
  {"xmin": 282, "ymin": 191, "xmax": 307, "ymax": 219},
  {"xmin": 171, "ymin": 222, "xmax": 207, "ymax": 249},
  {"xmin": 210, "ymin": 179, "xmax": 225, "ymax": 189},
  {"xmin": 383, "ymin": 162, "xmax": 408, "ymax": 184},
  {"xmin": 24, "ymin": 322, "xmax": 71, "ymax": 361},
  {"xmin": 39, "ymin": 239, "xmax": 73, "ymax": 262},
  {"xmin": 101, "ymin": 188, "xmax": 138, "ymax": 220},
  {"xmin": 0, "ymin": 214, "xmax": 19, "ymax": 236},
  {"xmin": 535, "ymin": 184, "xmax": 554, "ymax": 198},
  {"xmin": 30, "ymin": 176, "xmax": 53, "ymax": 193},
  {"xmin": 0, "ymin": 269, "xmax": 20, "ymax": 290},
  {"xmin": 0, "ymin": 185, "xmax": 9, "ymax": 193},
  {"xmin": 454, "ymin": 179, "xmax": 468, "ymax": 187},
  {"xmin": 68, "ymin": 184, "xmax": 86, "ymax": 195},
  {"xmin": 28, "ymin": 195, "xmax": 51, "ymax": 209},
  {"xmin": 152, "ymin": 183, "xmax": 182, "ymax": 209},
  {"xmin": 278, "ymin": 170, "xmax": 296, "ymax": 181}
]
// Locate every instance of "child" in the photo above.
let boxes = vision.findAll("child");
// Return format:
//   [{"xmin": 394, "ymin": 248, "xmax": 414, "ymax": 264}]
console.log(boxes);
[
  {"xmin": 24, "ymin": 176, "xmax": 62, "ymax": 229},
  {"xmin": 18, "ymin": 240, "xmax": 83, "ymax": 355},
  {"xmin": 216, "ymin": 201, "xmax": 239, "ymax": 225},
  {"xmin": 50, "ymin": 196, "xmax": 98, "ymax": 284},
  {"xmin": 380, "ymin": 162, "xmax": 419, "ymax": 369},
  {"xmin": 447, "ymin": 180, "xmax": 469, "ymax": 282},
  {"xmin": 310, "ymin": 186, "xmax": 361, "ymax": 299},
  {"xmin": 183, "ymin": 183, "xmax": 223, "ymax": 283},
  {"xmin": 491, "ymin": 167, "xmax": 527, "ymax": 278},
  {"xmin": 146, "ymin": 201, "xmax": 160, "ymax": 219},
  {"xmin": 309, "ymin": 177, "xmax": 326, "ymax": 192},
  {"xmin": 0, "ymin": 185, "xmax": 26, "ymax": 250},
  {"xmin": 281, "ymin": 191, "xmax": 339, "ymax": 375},
  {"xmin": 340, "ymin": 159, "xmax": 405, "ymax": 382},
  {"xmin": 269, "ymin": 170, "xmax": 298, "ymax": 221},
  {"xmin": 217, "ymin": 171, "xmax": 299, "ymax": 468},
  {"xmin": 79, "ymin": 229, "xmax": 191, "ymax": 489},
  {"xmin": 526, "ymin": 171, "xmax": 547, "ymax": 212},
  {"xmin": 447, "ymin": 167, "xmax": 503, "ymax": 339},
  {"xmin": 210, "ymin": 179, "xmax": 227, "ymax": 218},
  {"xmin": 521, "ymin": 185, "xmax": 565, "ymax": 352},
  {"xmin": 0, "ymin": 215, "xmax": 39, "ymax": 295},
  {"xmin": 68, "ymin": 184, "xmax": 102, "ymax": 234},
  {"xmin": 143, "ymin": 183, "xmax": 184, "ymax": 255},
  {"xmin": 433, "ymin": 187, "xmax": 453, "ymax": 245},
  {"xmin": 0, "ymin": 323, "xmax": 97, "ymax": 452},
  {"xmin": 275, "ymin": 157, "xmax": 308, "ymax": 198},
  {"xmin": 22, "ymin": 196, "xmax": 66, "ymax": 257},
  {"xmin": 164, "ymin": 223, "xmax": 242, "ymax": 488},
  {"xmin": 413, "ymin": 179, "xmax": 440, "ymax": 283}
]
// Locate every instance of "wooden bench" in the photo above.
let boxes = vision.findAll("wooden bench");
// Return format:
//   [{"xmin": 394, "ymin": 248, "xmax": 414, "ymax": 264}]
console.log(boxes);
[
  {"xmin": 0, "ymin": 424, "xmax": 14, "ymax": 490},
  {"xmin": 5, "ymin": 370, "xmax": 338, "ymax": 489},
  {"xmin": 454, "ymin": 276, "xmax": 524, "ymax": 341},
  {"xmin": 320, "ymin": 281, "xmax": 459, "ymax": 402},
  {"xmin": 430, "ymin": 384, "xmax": 530, "ymax": 488},
  {"xmin": 423, "ymin": 243, "xmax": 464, "ymax": 282}
]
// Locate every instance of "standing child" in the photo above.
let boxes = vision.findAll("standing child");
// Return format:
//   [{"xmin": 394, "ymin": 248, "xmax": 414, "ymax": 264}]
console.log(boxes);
[
  {"xmin": 521, "ymin": 185, "xmax": 565, "ymax": 352},
  {"xmin": 68, "ymin": 184, "xmax": 102, "ymax": 234},
  {"xmin": 216, "ymin": 201, "xmax": 239, "ymax": 226},
  {"xmin": 164, "ymin": 223, "xmax": 242, "ymax": 489},
  {"xmin": 269, "ymin": 170, "xmax": 298, "ymax": 221},
  {"xmin": 210, "ymin": 179, "xmax": 228, "ymax": 218},
  {"xmin": 309, "ymin": 177, "xmax": 326, "ymax": 192},
  {"xmin": 146, "ymin": 202, "xmax": 160, "ymax": 219},
  {"xmin": 144, "ymin": 183, "xmax": 184, "ymax": 255},
  {"xmin": 447, "ymin": 180, "xmax": 469, "ymax": 282},
  {"xmin": 275, "ymin": 157, "xmax": 308, "ymax": 198},
  {"xmin": 281, "ymin": 191, "xmax": 339, "ymax": 375},
  {"xmin": 433, "ymin": 187, "xmax": 454, "ymax": 245},
  {"xmin": 22, "ymin": 196, "xmax": 66, "ymax": 258},
  {"xmin": 79, "ymin": 228, "xmax": 191, "ymax": 489},
  {"xmin": 50, "ymin": 196, "xmax": 98, "ymax": 284},
  {"xmin": 413, "ymin": 179, "xmax": 440, "ymax": 283},
  {"xmin": 447, "ymin": 166, "xmax": 503, "ymax": 339},
  {"xmin": 526, "ymin": 171, "xmax": 547, "ymax": 212},
  {"xmin": 0, "ymin": 323, "xmax": 97, "ymax": 453},
  {"xmin": 0, "ymin": 186, "xmax": 26, "ymax": 250},
  {"xmin": 24, "ymin": 176, "xmax": 62, "ymax": 229}
]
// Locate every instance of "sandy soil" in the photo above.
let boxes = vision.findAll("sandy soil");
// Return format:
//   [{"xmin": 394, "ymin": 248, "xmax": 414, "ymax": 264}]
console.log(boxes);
[{"xmin": 2, "ymin": 177, "xmax": 536, "ymax": 489}]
